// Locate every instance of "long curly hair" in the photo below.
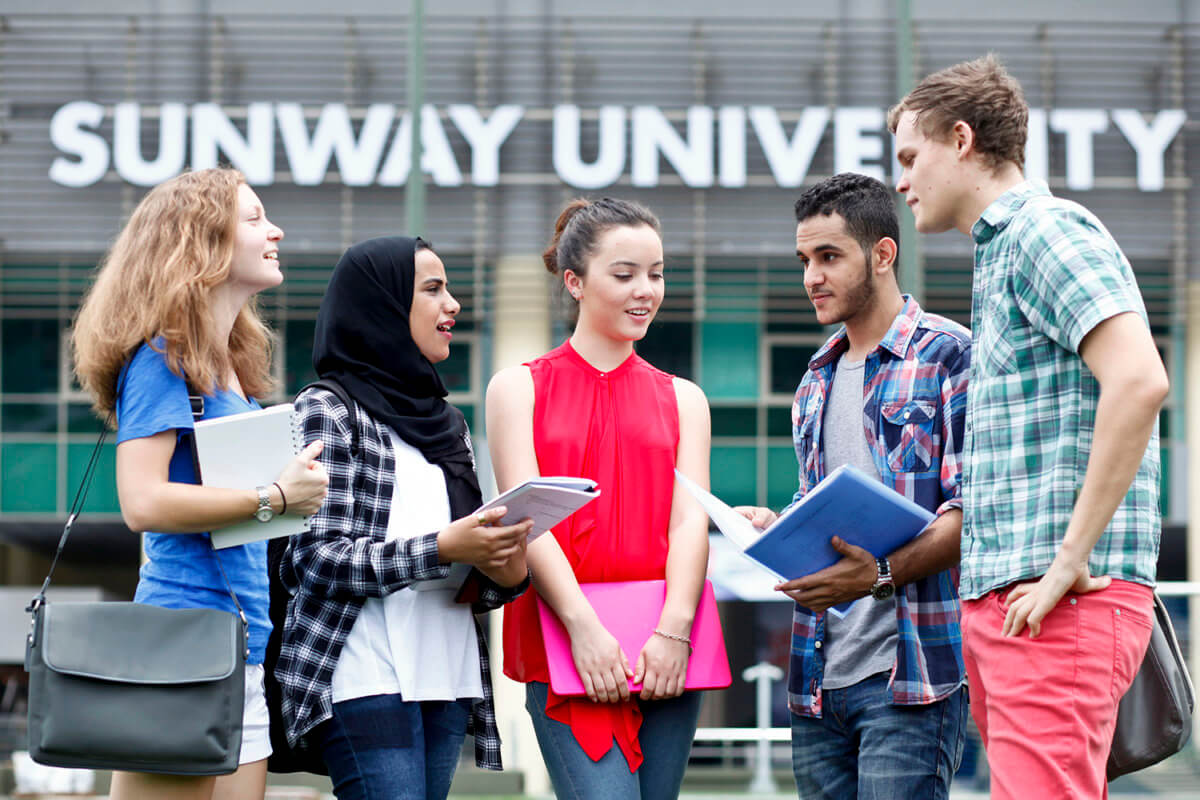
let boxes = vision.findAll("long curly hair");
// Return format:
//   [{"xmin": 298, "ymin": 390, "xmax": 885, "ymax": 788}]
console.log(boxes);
[{"xmin": 71, "ymin": 168, "xmax": 276, "ymax": 419}]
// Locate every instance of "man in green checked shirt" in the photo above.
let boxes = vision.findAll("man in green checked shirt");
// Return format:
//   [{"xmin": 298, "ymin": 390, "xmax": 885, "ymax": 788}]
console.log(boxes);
[{"xmin": 888, "ymin": 55, "xmax": 1169, "ymax": 799}]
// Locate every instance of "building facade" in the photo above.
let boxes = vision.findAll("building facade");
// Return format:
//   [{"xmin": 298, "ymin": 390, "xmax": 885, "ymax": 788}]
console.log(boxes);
[{"xmin": 1, "ymin": 0, "xmax": 1196, "ymax": 784}]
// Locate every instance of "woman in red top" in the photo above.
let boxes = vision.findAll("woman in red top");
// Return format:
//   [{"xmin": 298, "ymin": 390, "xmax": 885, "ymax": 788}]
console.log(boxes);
[{"xmin": 487, "ymin": 198, "xmax": 713, "ymax": 799}]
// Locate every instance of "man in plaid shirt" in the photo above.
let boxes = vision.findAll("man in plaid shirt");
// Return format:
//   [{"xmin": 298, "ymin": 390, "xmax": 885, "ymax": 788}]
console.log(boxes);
[
  {"xmin": 740, "ymin": 173, "xmax": 970, "ymax": 800},
  {"xmin": 891, "ymin": 55, "xmax": 1168, "ymax": 799}
]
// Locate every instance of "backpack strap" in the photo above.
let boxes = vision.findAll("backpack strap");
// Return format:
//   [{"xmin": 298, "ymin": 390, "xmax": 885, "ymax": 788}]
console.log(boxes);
[{"xmin": 298, "ymin": 378, "xmax": 360, "ymax": 458}]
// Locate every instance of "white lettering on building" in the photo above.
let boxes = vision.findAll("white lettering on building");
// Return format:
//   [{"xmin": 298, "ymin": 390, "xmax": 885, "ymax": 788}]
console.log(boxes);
[{"xmin": 47, "ymin": 102, "xmax": 1187, "ymax": 192}]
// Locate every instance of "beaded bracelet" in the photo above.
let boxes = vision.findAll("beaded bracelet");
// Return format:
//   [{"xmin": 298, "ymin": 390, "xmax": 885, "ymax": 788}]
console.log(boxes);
[{"xmin": 653, "ymin": 628, "xmax": 693, "ymax": 653}]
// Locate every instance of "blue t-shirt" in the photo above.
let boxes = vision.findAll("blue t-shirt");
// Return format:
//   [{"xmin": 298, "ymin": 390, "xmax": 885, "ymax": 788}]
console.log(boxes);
[{"xmin": 116, "ymin": 342, "xmax": 270, "ymax": 664}]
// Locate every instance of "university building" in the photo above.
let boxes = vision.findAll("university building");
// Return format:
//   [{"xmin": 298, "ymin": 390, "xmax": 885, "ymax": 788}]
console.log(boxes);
[{"xmin": 0, "ymin": 0, "xmax": 1196, "ymax": 787}]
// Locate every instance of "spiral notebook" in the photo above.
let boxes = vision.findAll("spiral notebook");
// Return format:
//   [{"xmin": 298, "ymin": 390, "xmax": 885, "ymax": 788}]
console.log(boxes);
[{"xmin": 192, "ymin": 403, "xmax": 310, "ymax": 549}]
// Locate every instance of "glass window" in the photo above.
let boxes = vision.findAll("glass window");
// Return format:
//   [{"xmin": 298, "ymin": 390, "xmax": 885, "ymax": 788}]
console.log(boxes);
[
  {"xmin": 3, "ymin": 319, "xmax": 60, "ymax": 393},
  {"xmin": 440, "ymin": 340, "xmax": 473, "ymax": 394},
  {"xmin": 1, "ymin": 442, "xmax": 57, "ymax": 512},
  {"xmin": 711, "ymin": 406, "xmax": 756, "ymax": 438},
  {"xmin": 68, "ymin": 442, "xmax": 119, "ymax": 514},
  {"xmin": 638, "ymin": 321, "xmax": 694, "ymax": 381},
  {"xmin": 2, "ymin": 402, "xmax": 57, "ymax": 433},
  {"xmin": 284, "ymin": 319, "xmax": 317, "ymax": 395},
  {"xmin": 769, "ymin": 342, "xmax": 819, "ymax": 395},
  {"xmin": 711, "ymin": 445, "xmax": 756, "ymax": 507}
]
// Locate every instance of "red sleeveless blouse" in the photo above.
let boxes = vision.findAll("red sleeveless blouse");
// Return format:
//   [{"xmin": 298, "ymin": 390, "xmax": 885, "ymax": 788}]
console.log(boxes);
[{"xmin": 502, "ymin": 341, "xmax": 679, "ymax": 771}]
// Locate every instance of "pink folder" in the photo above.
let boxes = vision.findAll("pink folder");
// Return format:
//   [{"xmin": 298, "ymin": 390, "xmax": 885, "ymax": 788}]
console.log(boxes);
[{"xmin": 536, "ymin": 579, "xmax": 732, "ymax": 696}]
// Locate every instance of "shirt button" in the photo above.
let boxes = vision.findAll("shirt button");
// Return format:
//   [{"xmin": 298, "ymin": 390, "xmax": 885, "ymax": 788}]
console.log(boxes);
[
  {"xmin": 814, "ymin": 641, "xmax": 822, "ymax": 649},
  {"xmin": 1070, "ymin": 598, "xmax": 1078, "ymax": 605}
]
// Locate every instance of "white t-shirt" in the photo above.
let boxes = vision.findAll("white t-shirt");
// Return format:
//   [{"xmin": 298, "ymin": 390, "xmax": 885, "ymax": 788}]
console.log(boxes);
[{"xmin": 330, "ymin": 424, "xmax": 483, "ymax": 703}]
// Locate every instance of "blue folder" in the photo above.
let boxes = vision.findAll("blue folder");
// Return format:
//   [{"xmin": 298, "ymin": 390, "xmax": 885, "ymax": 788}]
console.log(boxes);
[{"xmin": 744, "ymin": 464, "xmax": 935, "ymax": 593}]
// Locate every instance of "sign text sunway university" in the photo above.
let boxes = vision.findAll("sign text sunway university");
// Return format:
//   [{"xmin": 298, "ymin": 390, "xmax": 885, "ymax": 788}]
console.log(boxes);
[{"xmin": 49, "ymin": 102, "xmax": 1187, "ymax": 192}]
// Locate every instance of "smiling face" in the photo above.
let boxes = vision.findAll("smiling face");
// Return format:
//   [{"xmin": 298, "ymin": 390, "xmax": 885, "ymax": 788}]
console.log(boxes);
[
  {"xmin": 565, "ymin": 224, "xmax": 665, "ymax": 343},
  {"xmin": 409, "ymin": 247, "xmax": 460, "ymax": 364},
  {"xmin": 796, "ymin": 212, "xmax": 878, "ymax": 327},
  {"xmin": 229, "ymin": 183, "xmax": 284, "ymax": 293},
  {"xmin": 893, "ymin": 110, "xmax": 976, "ymax": 235}
]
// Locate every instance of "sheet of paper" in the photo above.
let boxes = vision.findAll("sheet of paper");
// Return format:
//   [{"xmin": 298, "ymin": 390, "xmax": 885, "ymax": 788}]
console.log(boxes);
[{"xmin": 673, "ymin": 469, "xmax": 762, "ymax": 551}]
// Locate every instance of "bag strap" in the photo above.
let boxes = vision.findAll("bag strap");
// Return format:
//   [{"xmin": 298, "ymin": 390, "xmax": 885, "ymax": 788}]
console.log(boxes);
[
  {"xmin": 28, "ymin": 364, "xmax": 249, "ymax": 658},
  {"xmin": 27, "ymin": 409, "xmax": 114, "ymax": 615},
  {"xmin": 182, "ymin": 379, "xmax": 249, "ymax": 651},
  {"xmin": 299, "ymin": 378, "xmax": 360, "ymax": 458}
]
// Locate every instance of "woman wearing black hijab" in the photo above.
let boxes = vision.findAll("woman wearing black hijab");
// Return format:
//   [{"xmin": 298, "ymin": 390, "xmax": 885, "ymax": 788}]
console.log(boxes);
[{"xmin": 275, "ymin": 237, "xmax": 531, "ymax": 800}]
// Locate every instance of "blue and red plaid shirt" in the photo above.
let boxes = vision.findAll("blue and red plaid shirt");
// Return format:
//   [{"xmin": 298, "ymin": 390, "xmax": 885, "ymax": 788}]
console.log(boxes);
[{"xmin": 788, "ymin": 296, "xmax": 970, "ymax": 717}]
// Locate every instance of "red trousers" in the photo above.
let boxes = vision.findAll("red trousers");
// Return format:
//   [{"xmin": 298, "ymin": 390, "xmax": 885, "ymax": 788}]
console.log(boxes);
[{"xmin": 961, "ymin": 579, "xmax": 1153, "ymax": 800}]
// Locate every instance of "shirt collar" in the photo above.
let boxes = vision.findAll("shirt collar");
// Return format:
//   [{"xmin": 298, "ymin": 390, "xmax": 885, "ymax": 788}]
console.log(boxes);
[
  {"xmin": 808, "ymin": 295, "xmax": 923, "ymax": 370},
  {"xmin": 971, "ymin": 179, "xmax": 1050, "ymax": 245}
]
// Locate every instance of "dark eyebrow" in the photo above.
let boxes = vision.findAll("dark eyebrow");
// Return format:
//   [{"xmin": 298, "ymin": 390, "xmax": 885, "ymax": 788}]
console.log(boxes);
[
  {"xmin": 796, "ymin": 243, "xmax": 843, "ymax": 258},
  {"xmin": 608, "ymin": 259, "xmax": 665, "ymax": 268},
  {"xmin": 419, "ymin": 276, "xmax": 446, "ymax": 288}
]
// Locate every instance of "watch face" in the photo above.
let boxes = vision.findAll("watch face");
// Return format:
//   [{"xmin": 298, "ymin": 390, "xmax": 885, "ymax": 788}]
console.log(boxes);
[
  {"xmin": 873, "ymin": 583, "xmax": 895, "ymax": 600},
  {"xmin": 255, "ymin": 506, "xmax": 274, "ymax": 523}
]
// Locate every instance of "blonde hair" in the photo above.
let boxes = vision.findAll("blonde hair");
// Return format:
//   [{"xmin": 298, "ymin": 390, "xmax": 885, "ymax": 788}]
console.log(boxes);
[
  {"xmin": 72, "ymin": 168, "xmax": 276, "ymax": 419},
  {"xmin": 887, "ymin": 54, "xmax": 1028, "ymax": 173}
]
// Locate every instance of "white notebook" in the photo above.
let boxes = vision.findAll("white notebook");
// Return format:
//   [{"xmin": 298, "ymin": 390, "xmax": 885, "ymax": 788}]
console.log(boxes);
[
  {"xmin": 413, "ymin": 476, "xmax": 601, "ymax": 592},
  {"xmin": 192, "ymin": 403, "xmax": 309, "ymax": 549}
]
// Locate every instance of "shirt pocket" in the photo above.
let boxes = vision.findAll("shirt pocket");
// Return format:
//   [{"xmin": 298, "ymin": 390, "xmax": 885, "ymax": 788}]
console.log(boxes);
[
  {"xmin": 795, "ymin": 414, "xmax": 819, "ymax": 482},
  {"xmin": 880, "ymin": 397, "xmax": 938, "ymax": 474},
  {"xmin": 978, "ymin": 292, "xmax": 1018, "ymax": 375}
]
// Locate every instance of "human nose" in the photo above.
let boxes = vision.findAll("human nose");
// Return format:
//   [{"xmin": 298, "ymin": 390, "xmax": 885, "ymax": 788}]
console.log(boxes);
[
  {"xmin": 267, "ymin": 219, "xmax": 284, "ymax": 241},
  {"xmin": 895, "ymin": 171, "xmax": 909, "ymax": 194},
  {"xmin": 804, "ymin": 266, "xmax": 823, "ymax": 291},
  {"xmin": 445, "ymin": 290, "xmax": 461, "ymax": 316},
  {"xmin": 632, "ymin": 274, "xmax": 653, "ymax": 298}
]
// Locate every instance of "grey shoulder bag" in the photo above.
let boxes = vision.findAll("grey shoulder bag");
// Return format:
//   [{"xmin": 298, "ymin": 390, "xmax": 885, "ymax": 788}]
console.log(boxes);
[
  {"xmin": 25, "ymin": 384, "xmax": 248, "ymax": 776},
  {"xmin": 1107, "ymin": 591, "xmax": 1195, "ymax": 780}
]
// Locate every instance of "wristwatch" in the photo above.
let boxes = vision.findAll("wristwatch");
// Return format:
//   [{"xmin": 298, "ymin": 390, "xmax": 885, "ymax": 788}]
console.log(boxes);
[
  {"xmin": 254, "ymin": 486, "xmax": 275, "ymax": 523},
  {"xmin": 870, "ymin": 557, "xmax": 895, "ymax": 600}
]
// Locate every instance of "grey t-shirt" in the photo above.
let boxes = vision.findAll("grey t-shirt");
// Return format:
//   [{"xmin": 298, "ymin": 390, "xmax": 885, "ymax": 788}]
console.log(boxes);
[{"xmin": 819, "ymin": 354, "xmax": 898, "ymax": 690}]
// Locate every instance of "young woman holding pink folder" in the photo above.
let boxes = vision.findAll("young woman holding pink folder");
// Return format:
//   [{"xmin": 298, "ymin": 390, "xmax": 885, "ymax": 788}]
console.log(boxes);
[{"xmin": 487, "ymin": 198, "xmax": 717, "ymax": 799}]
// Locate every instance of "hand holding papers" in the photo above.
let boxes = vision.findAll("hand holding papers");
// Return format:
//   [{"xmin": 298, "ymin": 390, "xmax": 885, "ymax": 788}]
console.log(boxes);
[
  {"xmin": 676, "ymin": 465, "xmax": 935, "ymax": 613},
  {"xmin": 418, "ymin": 476, "xmax": 601, "ymax": 592},
  {"xmin": 475, "ymin": 476, "xmax": 600, "ymax": 543}
]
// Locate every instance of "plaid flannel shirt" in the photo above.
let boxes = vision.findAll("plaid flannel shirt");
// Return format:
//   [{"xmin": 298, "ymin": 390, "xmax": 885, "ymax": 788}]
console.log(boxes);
[
  {"xmin": 788, "ymin": 297, "xmax": 969, "ymax": 717},
  {"xmin": 961, "ymin": 180, "xmax": 1160, "ymax": 599},
  {"xmin": 276, "ymin": 388, "xmax": 526, "ymax": 770}
]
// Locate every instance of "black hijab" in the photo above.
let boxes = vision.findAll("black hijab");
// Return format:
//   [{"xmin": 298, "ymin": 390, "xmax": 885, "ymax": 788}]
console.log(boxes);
[{"xmin": 312, "ymin": 236, "xmax": 481, "ymax": 517}]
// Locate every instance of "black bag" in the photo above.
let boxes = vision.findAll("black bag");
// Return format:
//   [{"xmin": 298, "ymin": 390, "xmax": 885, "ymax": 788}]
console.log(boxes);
[
  {"xmin": 1107, "ymin": 592, "xmax": 1195, "ymax": 780},
  {"xmin": 25, "ymin": 387, "xmax": 250, "ymax": 775},
  {"xmin": 27, "ymin": 600, "xmax": 245, "ymax": 775},
  {"xmin": 264, "ymin": 378, "xmax": 359, "ymax": 774}
]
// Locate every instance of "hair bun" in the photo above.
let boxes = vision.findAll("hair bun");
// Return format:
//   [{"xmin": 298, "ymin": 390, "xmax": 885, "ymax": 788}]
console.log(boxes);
[{"xmin": 542, "ymin": 198, "xmax": 591, "ymax": 274}]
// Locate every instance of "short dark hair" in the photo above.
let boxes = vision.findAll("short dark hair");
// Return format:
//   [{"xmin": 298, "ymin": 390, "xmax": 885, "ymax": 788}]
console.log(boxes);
[{"xmin": 793, "ymin": 173, "xmax": 899, "ymax": 263}]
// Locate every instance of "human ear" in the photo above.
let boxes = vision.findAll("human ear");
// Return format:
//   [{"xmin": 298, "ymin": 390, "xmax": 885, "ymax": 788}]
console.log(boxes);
[
  {"xmin": 953, "ymin": 120, "xmax": 976, "ymax": 158},
  {"xmin": 563, "ymin": 269, "xmax": 583, "ymax": 301},
  {"xmin": 873, "ymin": 237, "xmax": 898, "ymax": 273}
]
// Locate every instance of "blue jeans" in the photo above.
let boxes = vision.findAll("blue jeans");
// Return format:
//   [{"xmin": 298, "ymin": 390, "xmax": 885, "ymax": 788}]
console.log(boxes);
[
  {"xmin": 318, "ymin": 693, "xmax": 473, "ymax": 800},
  {"xmin": 790, "ymin": 673, "xmax": 967, "ymax": 800},
  {"xmin": 525, "ymin": 681, "xmax": 702, "ymax": 800}
]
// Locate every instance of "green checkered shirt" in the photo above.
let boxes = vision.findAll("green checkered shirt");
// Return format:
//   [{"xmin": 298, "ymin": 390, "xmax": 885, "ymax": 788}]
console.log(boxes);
[{"xmin": 960, "ymin": 180, "xmax": 1160, "ymax": 600}]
